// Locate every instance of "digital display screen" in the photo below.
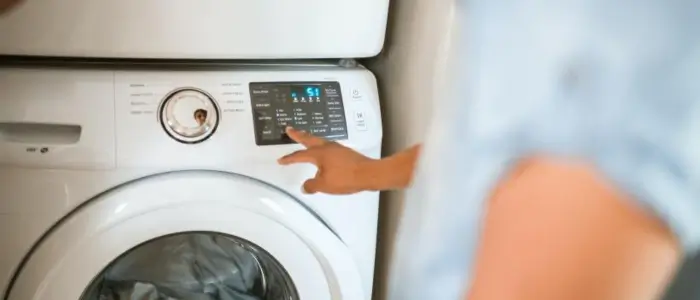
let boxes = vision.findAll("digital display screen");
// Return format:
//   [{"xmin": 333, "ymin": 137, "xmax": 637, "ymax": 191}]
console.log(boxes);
[
  {"xmin": 291, "ymin": 86, "xmax": 321, "ymax": 99},
  {"xmin": 249, "ymin": 82, "xmax": 348, "ymax": 145}
]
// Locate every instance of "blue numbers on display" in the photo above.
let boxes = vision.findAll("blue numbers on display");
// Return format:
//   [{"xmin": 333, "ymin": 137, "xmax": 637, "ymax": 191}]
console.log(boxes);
[
  {"xmin": 291, "ymin": 86, "xmax": 321, "ymax": 99},
  {"xmin": 304, "ymin": 86, "xmax": 321, "ymax": 97}
]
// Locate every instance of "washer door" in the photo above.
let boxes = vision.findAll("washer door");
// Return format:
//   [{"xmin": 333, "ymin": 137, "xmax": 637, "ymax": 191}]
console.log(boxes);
[{"xmin": 6, "ymin": 171, "xmax": 363, "ymax": 300}]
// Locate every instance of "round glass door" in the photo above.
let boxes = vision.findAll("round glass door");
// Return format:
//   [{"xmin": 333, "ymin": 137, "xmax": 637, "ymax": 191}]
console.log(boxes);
[
  {"xmin": 80, "ymin": 232, "xmax": 297, "ymax": 300},
  {"xmin": 6, "ymin": 171, "xmax": 365, "ymax": 300}
]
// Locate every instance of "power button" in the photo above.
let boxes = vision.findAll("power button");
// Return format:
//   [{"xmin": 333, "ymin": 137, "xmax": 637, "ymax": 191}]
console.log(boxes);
[{"xmin": 351, "ymin": 88, "xmax": 362, "ymax": 101}]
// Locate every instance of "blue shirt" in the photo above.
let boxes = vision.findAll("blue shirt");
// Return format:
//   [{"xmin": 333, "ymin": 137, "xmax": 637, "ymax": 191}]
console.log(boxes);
[{"xmin": 388, "ymin": 1, "xmax": 700, "ymax": 299}]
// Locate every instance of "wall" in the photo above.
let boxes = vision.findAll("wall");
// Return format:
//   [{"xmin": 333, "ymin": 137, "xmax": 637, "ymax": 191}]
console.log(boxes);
[
  {"xmin": 364, "ymin": 1, "xmax": 458, "ymax": 299},
  {"xmin": 663, "ymin": 256, "xmax": 700, "ymax": 300}
]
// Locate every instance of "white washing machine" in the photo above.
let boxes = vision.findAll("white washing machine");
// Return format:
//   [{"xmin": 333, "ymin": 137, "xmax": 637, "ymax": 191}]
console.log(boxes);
[{"xmin": 0, "ymin": 63, "xmax": 382, "ymax": 299}]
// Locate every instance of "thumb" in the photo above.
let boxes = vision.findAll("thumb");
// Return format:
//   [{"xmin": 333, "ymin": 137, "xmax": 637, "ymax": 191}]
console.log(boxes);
[
  {"xmin": 278, "ymin": 149, "xmax": 318, "ymax": 165},
  {"xmin": 302, "ymin": 178, "xmax": 322, "ymax": 194}
]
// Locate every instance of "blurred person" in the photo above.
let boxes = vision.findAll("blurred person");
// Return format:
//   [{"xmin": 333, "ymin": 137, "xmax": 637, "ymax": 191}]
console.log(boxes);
[{"xmin": 279, "ymin": 1, "xmax": 700, "ymax": 300}]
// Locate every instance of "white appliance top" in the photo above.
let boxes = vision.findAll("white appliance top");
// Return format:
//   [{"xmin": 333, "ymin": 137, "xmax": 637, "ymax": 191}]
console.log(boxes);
[{"xmin": 0, "ymin": 0, "xmax": 390, "ymax": 59}]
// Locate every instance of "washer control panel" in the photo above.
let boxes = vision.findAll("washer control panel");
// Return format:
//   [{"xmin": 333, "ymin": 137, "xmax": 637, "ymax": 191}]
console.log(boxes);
[
  {"xmin": 159, "ymin": 88, "xmax": 220, "ymax": 144},
  {"xmin": 0, "ymin": 67, "xmax": 381, "ymax": 169},
  {"xmin": 249, "ymin": 82, "xmax": 348, "ymax": 146},
  {"xmin": 111, "ymin": 68, "xmax": 379, "ymax": 167}
]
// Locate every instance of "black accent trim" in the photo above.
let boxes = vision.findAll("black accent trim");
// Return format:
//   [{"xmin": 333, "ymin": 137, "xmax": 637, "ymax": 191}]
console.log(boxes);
[{"xmin": 0, "ymin": 56, "xmax": 344, "ymax": 70}]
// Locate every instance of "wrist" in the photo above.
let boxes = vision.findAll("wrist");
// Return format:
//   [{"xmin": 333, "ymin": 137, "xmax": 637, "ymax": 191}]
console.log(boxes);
[
  {"xmin": 354, "ymin": 159, "xmax": 389, "ymax": 192},
  {"xmin": 354, "ymin": 157, "xmax": 411, "ymax": 192},
  {"xmin": 353, "ymin": 144, "xmax": 421, "ymax": 192}
]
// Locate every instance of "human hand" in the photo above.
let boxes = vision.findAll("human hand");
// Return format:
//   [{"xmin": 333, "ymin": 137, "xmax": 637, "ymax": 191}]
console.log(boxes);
[{"xmin": 277, "ymin": 127, "xmax": 375, "ymax": 195}]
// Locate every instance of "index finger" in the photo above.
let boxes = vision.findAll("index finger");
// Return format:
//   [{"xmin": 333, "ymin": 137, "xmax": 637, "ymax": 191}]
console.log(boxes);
[{"xmin": 285, "ymin": 127, "xmax": 327, "ymax": 148}]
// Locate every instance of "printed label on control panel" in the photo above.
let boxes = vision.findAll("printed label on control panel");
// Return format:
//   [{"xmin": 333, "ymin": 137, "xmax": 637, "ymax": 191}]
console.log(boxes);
[
  {"xmin": 126, "ymin": 84, "xmax": 164, "ymax": 116},
  {"xmin": 218, "ymin": 82, "xmax": 247, "ymax": 114}
]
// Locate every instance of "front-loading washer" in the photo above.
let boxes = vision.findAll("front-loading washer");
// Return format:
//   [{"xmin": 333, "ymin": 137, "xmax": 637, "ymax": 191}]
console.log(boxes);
[{"xmin": 0, "ymin": 63, "xmax": 382, "ymax": 300}]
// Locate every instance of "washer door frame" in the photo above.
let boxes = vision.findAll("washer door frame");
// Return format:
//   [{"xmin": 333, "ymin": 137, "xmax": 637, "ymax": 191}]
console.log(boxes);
[{"xmin": 5, "ymin": 170, "xmax": 364, "ymax": 300}]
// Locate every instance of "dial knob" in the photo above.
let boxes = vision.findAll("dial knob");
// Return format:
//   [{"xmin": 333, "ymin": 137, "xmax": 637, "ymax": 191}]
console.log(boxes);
[{"xmin": 159, "ymin": 88, "xmax": 219, "ymax": 143}]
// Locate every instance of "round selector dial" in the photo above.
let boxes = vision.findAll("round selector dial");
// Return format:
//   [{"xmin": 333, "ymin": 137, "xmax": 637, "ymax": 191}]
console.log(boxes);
[{"xmin": 159, "ymin": 88, "xmax": 220, "ymax": 143}]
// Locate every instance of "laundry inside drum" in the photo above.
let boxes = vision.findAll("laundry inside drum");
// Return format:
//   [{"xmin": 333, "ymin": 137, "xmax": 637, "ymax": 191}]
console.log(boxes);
[{"xmin": 80, "ymin": 232, "xmax": 299, "ymax": 300}]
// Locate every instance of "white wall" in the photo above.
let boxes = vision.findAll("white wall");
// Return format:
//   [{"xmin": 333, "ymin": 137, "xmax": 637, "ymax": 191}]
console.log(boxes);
[{"xmin": 364, "ymin": 1, "xmax": 458, "ymax": 299}]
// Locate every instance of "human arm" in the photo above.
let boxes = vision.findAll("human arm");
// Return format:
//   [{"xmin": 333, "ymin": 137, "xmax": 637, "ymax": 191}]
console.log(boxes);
[
  {"xmin": 356, "ymin": 143, "xmax": 421, "ymax": 191},
  {"xmin": 277, "ymin": 127, "xmax": 421, "ymax": 194},
  {"xmin": 465, "ymin": 158, "xmax": 681, "ymax": 300}
]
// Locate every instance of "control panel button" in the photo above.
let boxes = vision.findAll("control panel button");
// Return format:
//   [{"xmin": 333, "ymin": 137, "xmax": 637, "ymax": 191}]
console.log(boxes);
[
  {"xmin": 354, "ymin": 110, "xmax": 368, "ymax": 131},
  {"xmin": 351, "ymin": 88, "xmax": 362, "ymax": 101},
  {"xmin": 354, "ymin": 111, "xmax": 366, "ymax": 121},
  {"xmin": 310, "ymin": 127, "xmax": 329, "ymax": 135},
  {"xmin": 159, "ymin": 88, "xmax": 219, "ymax": 144}
]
